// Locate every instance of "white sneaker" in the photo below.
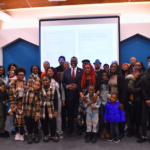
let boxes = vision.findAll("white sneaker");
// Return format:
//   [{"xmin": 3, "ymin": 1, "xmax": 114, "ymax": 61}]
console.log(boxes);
[
  {"xmin": 15, "ymin": 133, "xmax": 20, "ymax": 141},
  {"xmin": 20, "ymin": 135, "xmax": 24, "ymax": 141}
]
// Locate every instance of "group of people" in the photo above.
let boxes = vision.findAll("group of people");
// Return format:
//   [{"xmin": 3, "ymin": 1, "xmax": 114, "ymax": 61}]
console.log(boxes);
[{"xmin": 0, "ymin": 55, "xmax": 150, "ymax": 145}]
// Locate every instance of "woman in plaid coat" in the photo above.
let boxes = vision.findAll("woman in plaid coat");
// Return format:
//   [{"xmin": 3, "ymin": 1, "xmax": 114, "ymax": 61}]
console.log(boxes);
[
  {"xmin": 28, "ymin": 65, "xmax": 41, "ymax": 90},
  {"xmin": 9, "ymin": 67, "xmax": 28, "ymax": 141},
  {"xmin": 22, "ymin": 80, "xmax": 41, "ymax": 144},
  {"xmin": 40, "ymin": 75, "xmax": 59, "ymax": 142}
]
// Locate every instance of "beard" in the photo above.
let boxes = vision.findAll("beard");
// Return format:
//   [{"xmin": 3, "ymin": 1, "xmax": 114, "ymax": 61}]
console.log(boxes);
[{"xmin": 95, "ymin": 66, "xmax": 100, "ymax": 70}]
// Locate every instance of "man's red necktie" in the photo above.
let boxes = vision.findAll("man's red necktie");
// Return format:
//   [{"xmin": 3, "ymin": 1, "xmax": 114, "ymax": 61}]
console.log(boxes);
[{"xmin": 72, "ymin": 68, "xmax": 75, "ymax": 81}]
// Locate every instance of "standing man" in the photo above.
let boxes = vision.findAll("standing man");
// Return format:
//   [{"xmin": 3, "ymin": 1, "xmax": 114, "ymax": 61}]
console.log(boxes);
[
  {"xmin": 82, "ymin": 59, "xmax": 90, "ymax": 69},
  {"xmin": 93, "ymin": 59, "xmax": 103, "ymax": 80},
  {"xmin": 41, "ymin": 61, "xmax": 50, "ymax": 78},
  {"xmin": 56, "ymin": 56, "xmax": 65, "ymax": 73},
  {"xmin": 62, "ymin": 56, "xmax": 83, "ymax": 135},
  {"xmin": 129, "ymin": 57, "xmax": 137, "ymax": 72}
]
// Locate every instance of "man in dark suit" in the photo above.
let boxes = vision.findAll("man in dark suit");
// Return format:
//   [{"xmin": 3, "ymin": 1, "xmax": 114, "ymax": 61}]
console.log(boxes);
[{"xmin": 62, "ymin": 56, "xmax": 83, "ymax": 135}]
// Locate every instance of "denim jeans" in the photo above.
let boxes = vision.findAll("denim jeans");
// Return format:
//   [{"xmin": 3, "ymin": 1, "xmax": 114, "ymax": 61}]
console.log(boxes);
[
  {"xmin": 110, "ymin": 122, "xmax": 119, "ymax": 139},
  {"xmin": 10, "ymin": 116, "xmax": 15, "ymax": 131}
]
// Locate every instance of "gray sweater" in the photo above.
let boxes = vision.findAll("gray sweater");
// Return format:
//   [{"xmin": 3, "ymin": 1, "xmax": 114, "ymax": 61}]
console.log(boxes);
[{"xmin": 83, "ymin": 93, "xmax": 100, "ymax": 114}]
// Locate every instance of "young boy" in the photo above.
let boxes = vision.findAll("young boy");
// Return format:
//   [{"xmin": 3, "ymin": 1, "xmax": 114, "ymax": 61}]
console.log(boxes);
[
  {"xmin": 104, "ymin": 93, "xmax": 125, "ymax": 143},
  {"xmin": 83, "ymin": 85, "xmax": 100, "ymax": 143},
  {"xmin": 22, "ymin": 81, "xmax": 41, "ymax": 144},
  {"xmin": 9, "ymin": 101, "xmax": 25, "ymax": 141},
  {"xmin": 99, "ymin": 71, "xmax": 110, "ymax": 138}
]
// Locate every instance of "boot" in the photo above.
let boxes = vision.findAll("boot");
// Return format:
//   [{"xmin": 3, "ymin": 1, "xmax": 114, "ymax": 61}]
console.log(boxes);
[
  {"xmin": 85, "ymin": 132, "xmax": 91, "ymax": 143},
  {"xmin": 34, "ymin": 134, "xmax": 40, "ymax": 143},
  {"xmin": 119, "ymin": 122, "xmax": 125, "ymax": 139},
  {"xmin": 92, "ymin": 133, "xmax": 97, "ymax": 143},
  {"xmin": 134, "ymin": 128, "xmax": 140, "ymax": 138},
  {"xmin": 100, "ymin": 131, "xmax": 105, "ymax": 138},
  {"xmin": 0, "ymin": 130, "xmax": 10, "ymax": 138},
  {"xmin": 104, "ymin": 130, "xmax": 110, "ymax": 138},
  {"xmin": 127, "ymin": 128, "xmax": 134, "ymax": 137},
  {"xmin": 27, "ymin": 134, "xmax": 33, "ymax": 144}
]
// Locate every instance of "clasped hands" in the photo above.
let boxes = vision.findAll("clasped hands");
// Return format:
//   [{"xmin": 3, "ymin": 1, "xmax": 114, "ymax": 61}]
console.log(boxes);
[{"xmin": 67, "ymin": 84, "xmax": 78, "ymax": 90}]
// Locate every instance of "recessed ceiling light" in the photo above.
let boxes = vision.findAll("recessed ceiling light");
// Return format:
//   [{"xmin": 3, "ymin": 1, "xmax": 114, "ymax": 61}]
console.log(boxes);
[{"xmin": 48, "ymin": 0, "xmax": 66, "ymax": 1}]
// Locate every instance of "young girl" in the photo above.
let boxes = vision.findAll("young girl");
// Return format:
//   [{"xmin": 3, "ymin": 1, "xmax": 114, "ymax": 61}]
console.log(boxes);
[
  {"xmin": 22, "ymin": 81, "xmax": 41, "ymax": 144},
  {"xmin": 104, "ymin": 93, "xmax": 125, "ymax": 143},
  {"xmin": 83, "ymin": 85, "xmax": 100, "ymax": 143},
  {"xmin": 28, "ymin": 65, "xmax": 41, "ymax": 90},
  {"xmin": 9, "ymin": 101, "xmax": 25, "ymax": 141},
  {"xmin": 40, "ymin": 75, "xmax": 59, "ymax": 142},
  {"xmin": 47, "ymin": 67, "xmax": 65, "ymax": 139}
]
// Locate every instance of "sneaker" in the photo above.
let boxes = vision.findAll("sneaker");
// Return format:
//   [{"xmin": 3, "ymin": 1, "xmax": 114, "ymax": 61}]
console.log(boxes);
[
  {"xmin": 20, "ymin": 135, "xmax": 24, "ymax": 141},
  {"xmin": 15, "ymin": 133, "xmax": 20, "ymax": 141},
  {"xmin": 108, "ymin": 137, "xmax": 114, "ymax": 142},
  {"xmin": 59, "ymin": 133, "xmax": 64, "ymax": 139},
  {"xmin": 114, "ymin": 139, "xmax": 120, "ymax": 143},
  {"xmin": 137, "ymin": 137, "xmax": 147, "ymax": 143},
  {"xmin": 43, "ymin": 135, "xmax": 50, "ymax": 142}
]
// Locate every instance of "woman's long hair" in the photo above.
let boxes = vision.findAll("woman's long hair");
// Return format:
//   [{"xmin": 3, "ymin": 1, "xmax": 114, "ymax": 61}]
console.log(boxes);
[
  {"xmin": 30, "ymin": 65, "xmax": 42, "ymax": 77},
  {"xmin": 110, "ymin": 61, "xmax": 120, "ymax": 76},
  {"xmin": 47, "ymin": 67, "xmax": 60, "ymax": 82},
  {"xmin": 134, "ymin": 61, "xmax": 146, "ymax": 73},
  {"xmin": 81, "ymin": 64, "xmax": 96, "ymax": 90},
  {"xmin": 0, "ymin": 66, "xmax": 5, "ymax": 76}
]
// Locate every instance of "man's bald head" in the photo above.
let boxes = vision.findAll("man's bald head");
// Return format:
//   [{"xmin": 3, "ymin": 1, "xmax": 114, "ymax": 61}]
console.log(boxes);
[{"xmin": 130, "ymin": 57, "xmax": 137, "ymax": 66}]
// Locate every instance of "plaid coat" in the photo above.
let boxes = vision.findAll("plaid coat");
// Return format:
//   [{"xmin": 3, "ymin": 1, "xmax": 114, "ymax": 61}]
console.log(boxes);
[
  {"xmin": 13, "ymin": 109, "xmax": 25, "ymax": 128},
  {"xmin": 9, "ymin": 80, "xmax": 28, "ymax": 108},
  {"xmin": 39, "ymin": 86, "xmax": 58, "ymax": 119},
  {"xmin": 22, "ymin": 89, "xmax": 40, "ymax": 120},
  {"xmin": 28, "ymin": 74, "xmax": 40, "ymax": 89}
]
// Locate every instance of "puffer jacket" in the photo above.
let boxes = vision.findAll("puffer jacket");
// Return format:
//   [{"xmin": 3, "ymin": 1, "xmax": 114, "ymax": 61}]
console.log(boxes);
[{"xmin": 104, "ymin": 101, "xmax": 125, "ymax": 123}]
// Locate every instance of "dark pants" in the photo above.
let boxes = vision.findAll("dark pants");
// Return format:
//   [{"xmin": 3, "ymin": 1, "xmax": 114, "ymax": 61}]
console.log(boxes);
[
  {"xmin": 110, "ymin": 123, "xmax": 119, "ymax": 139},
  {"xmin": 15, "ymin": 127, "xmax": 24, "ymax": 135},
  {"xmin": 0, "ymin": 102, "xmax": 7, "ymax": 133},
  {"xmin": 141, "ymin": 102, "xmax": 150, "ymax": 136},
  {"xmin": 129, "ymin": 101, "xmax": 141, "ymax": 130},
  {"xmin": 40, "ymin": 106, "xmax": 56, "ymax": 137},
  {"xmin": 100, "ymin": 104, "xmax": 108, "ymax": 131},
  {"xmin": 26, "ymin": 117, "xmax": 39, "ymax": 135},
  {"xmin": 67, "ymin": 97, "xmax": 78, "ymax": 130}
]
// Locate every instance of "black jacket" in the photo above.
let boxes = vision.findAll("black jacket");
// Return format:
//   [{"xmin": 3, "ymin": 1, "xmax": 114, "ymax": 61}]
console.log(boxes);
[
  {"xmin": 141, "ymin": 75, "xmax": 150, "ymax": 102},
  {"xmin": 117, "ymin": 74, "xmax": 128, "ymax": 105},
  {"xmin": 128, "ymin": 76, "xmax": 142, "ymax": 102}
]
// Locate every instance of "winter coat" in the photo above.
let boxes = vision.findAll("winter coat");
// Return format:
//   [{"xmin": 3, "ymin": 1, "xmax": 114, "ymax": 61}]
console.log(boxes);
[{"xmin": 104, "ymin": 101, "xmax": 125, "ymax": 123}]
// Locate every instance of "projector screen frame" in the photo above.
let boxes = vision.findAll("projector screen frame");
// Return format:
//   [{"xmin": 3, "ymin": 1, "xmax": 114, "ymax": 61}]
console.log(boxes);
[{"xmin": 39, "ymin": 16, "xmax": 120, "ymax": 69}]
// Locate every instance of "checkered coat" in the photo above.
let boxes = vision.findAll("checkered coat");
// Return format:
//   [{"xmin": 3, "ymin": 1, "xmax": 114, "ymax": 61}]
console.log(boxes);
[
  {"xmin": 13, "ymin": 109, "xmax": 25, "ymax": 128},
  {"xmin": 28, "ymin": 74, "xmax": 40, "ymax": 90},
  {"xmin": 22, "ymin": 89, "xmax": 40, "ymax": 120},
  {"xmin": 39, "ymin": 86, "xmax": 58, "ymax": 119},
  {"xmin": 9, "ymin": 80, "xmax": 28, "ymax": 108}
]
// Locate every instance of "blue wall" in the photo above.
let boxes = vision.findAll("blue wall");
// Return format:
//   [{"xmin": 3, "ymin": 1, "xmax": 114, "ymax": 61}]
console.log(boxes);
[
  {"xmin": 3, "ymin": 39, "xmax": 39, "ymax": 79},
  {"xmin": 120, "ymin": 34, "xmax": 150, "ymax": 68}
]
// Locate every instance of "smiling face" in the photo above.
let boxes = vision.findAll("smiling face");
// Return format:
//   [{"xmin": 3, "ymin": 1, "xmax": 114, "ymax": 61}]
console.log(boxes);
[
  {"xmin": 110, "ymin": 63, "xmax": 117, "ymax": 74},
  {"xmin": 44, "ymin": 62, "xmax": 50, "ymax": 71},
  {"xmin": 94, "ymin": 63, "xmax": 100, "ymax": 70},
  {"xmin": 85, "ymin": 64, "xmax": 91, "ymax": 75},
  {"xmin": 130, "ymin": 57, "xmax": 137, "ymax": 66},
  {"xmin": 104, "ymin": 66, "xmax": 109, "ymax": 72},
  {"xmin": 42, "ymin": 76, "xmax": 50, "ymax": 87},
  {"xmin": 17, "ymin": 102, "xmax": 22, "ymax": 110},
  {"xmin": 135, "ymin": 62, "xmax": 142, "ymax": 71},
  {"xmin": 59, "ymin": 58, "xmax": 65, "ymax": 66},
  {"xmin": 32, "ymin": 66, "xmax": 39, "ymax": 74},
  {"xmin": 102, "ymin": 72, "xmax": 108, "ymax": 81},
  {"xmin": 10, "ymin": 65, "xmax": 16, "ymax": 71},
  {"xmin": 64, "ymin": 62, "xmax": 69, "ymax": 70},
  {"xmin": 88, "ymin": 86, "xmax": 95, "ymax": 97},
  {"xmin": 71, "ymin": 57, "xmax": 77, "ymax": 68},
  {"xmin": 47, "ymin": 68, "xmax": 54, "ymax": 78},
  {"xmin": 122, "ymin": 64, "xmax": 128, "ymax": 71}
]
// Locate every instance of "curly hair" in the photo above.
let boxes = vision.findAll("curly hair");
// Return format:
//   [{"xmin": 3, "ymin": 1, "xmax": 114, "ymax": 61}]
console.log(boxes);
[
  {"xmin": 15, "ymin": 67, "xmax": 26, "ymax": 75},
  {"xmin": 7, "ymin": 63, "xmax": 18, "ymax": 71},
  {"xmin": 47, "ymin": 67, "xmax": 60, "ymax": 83},
  {"xmin": 81, "ymin": 64, "xmax": 96, "ymax": 90},
  {"xmin": 30, "ymin": 65, "xmax": 42, "ymax": 77}
]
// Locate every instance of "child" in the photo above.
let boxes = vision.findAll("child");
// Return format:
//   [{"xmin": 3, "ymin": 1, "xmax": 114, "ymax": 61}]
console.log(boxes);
[
  {"xmin": 83, "ymin": 85, "xmax": 100, "ymax": 143},
  {"xmin": 9, "ymin": 101, "xmax": 25, "ymax": 141},
  {"xmin": 22, "ymin": 81, "xmax": 41, "ymax": 144},
  {"xmin": 104, "ymin": 93, "xmax": 125, "ymax": 143},
  {"xmin": 126, "ymin": 71, "xmax": 141, "ymax": 106},
  {"xmin": 40, "ymin": 75, "xmax": 59, "ymax": 142},
  {"xmin": 99, "ymin": 71, "xmax": 110, "ymax": 138}
]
